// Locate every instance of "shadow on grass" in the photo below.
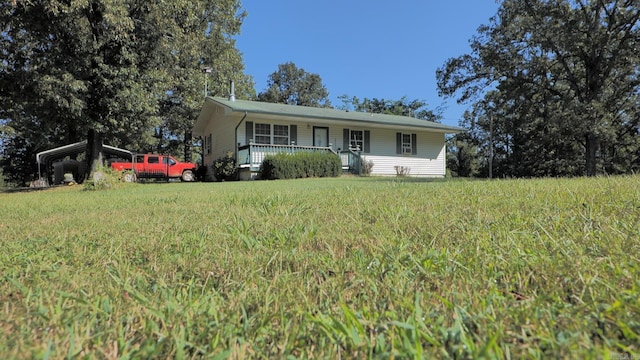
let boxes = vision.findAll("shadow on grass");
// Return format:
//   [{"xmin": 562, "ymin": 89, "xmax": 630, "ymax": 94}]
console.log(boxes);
[{"xmin": 1, "ymin": 185, "xmax": 67, "ymax": 193}]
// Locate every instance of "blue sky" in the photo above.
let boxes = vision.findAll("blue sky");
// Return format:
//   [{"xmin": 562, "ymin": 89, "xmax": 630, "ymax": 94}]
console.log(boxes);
[{"xmin": 235, "ymin": 1, "xmax": 500, "ymax": 126}]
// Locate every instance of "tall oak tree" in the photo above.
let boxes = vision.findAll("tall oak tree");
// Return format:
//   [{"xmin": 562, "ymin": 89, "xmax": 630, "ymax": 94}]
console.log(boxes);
[
  {"xmin": 0, "ymin": 0, "xmax": 251, "ymax": 184},
  {"xmin": 437, "ymin": 0, "xmax": 640, "ymax": 176}
]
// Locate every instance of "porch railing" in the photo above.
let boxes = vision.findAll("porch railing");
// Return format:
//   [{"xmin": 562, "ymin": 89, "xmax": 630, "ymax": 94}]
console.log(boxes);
[
  {"xmin": 237, "ymin": 143, "xmax": 337, "ymax": 171},
  {"xmin": 339, "ymin": 149, "xmax": 362, "ymax": 175}
]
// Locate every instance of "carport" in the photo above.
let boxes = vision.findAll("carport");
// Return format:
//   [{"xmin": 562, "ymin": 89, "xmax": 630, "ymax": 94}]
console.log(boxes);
[{"xmin": 36, "ymin": 141, "xmax": 132, "ymax": 185}]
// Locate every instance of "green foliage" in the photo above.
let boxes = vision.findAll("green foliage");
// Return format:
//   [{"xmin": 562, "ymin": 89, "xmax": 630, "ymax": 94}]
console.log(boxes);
[
  {"xmin": 0, "ymin": 0, "xmax": 251, "ymax": 176},
  {"xmin": 212, "ymin": 152, "xmax": 238, "ymax": 181},
  {"xmin": 260, "ymin": 151, "xmax": 341, "ymax": 180},
  {"xmin": 1, "ymin": 176, "xmax": 639, "ymax": 358},
  {"xmin": 337, "ymin": 95, "xmax": 442, "ymax": 122},
  {"xmin": 437, "ymin": 0, "xmax": 640, "ymax": 177},
  {"xmin": 155, "ymin": 0, "xmax": 255, "ymax": 160},
  {"xmin": 447, "ymin": 131, "xmax": 481, "ymax": 177},
  {"xmin": 257, "ymin": 62, "xmax": 331, "ymax": 107},
  {"xmin": 0, "ymin": 133, "xmax": 42, "ymax": 186},
  {"xmin": 82, "ymin": 167, "xmax": 127, "ymax": 191}
]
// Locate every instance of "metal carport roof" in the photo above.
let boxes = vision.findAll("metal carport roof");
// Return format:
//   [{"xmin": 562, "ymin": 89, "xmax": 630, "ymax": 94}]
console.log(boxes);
[{"xmin": 36, "ymin": 141, "xmax": 132, "ymax": 180}]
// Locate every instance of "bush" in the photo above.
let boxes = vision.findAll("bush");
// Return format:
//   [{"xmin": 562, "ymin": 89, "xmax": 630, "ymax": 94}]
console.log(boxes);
[
  {"xmin": 212, "ymin": 152, "xmax": 237, "ymax": 181},
  {"xmin": 394, "ymin": 165, "xmax": 411, "ymax": 177},
  {"xmin": 260, "ymin": 151, "xmax": 342, "ymax": 180},
  {"xmin": 83, "ymin": 166, "xmax": 125, "ymax": 190},
  {"xmin": 361, "ymin": 158, "xmax": 374, "ymax": 176}
]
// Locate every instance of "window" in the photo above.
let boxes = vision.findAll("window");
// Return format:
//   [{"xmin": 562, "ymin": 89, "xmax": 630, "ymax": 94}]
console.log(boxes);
[
  {"xmin": 273, "ymin": 125, "xmax": 290, "ymax": 145},
  {"xmin": 402, "ymin": 133, "xmax": 412, "ymax": 154},
  {"xmin": 396, "ymin": 132, "xmax": 417, "ymax": 155},
  {"xmin": 343, "ymin": 128, "xmax": 370, "ymax": 153},
  {"xmin": 162, "ymin": 157, "xmax": 176, "ymax": 165},
  {"xmin": 147, "ymin": 156, "xmax": 159, "ymax": 164},
  {"xmin": 254, "ymin": 123, "xmax": 271, "ymax": 144},
  {"xmin": 350, "ymin": 130, "xmax": 364, "ymax": 151},
  {"xmin": 253, "ymin": 123, "xmax": 290, "ymax": 145},
  {"xmin": 204, "ymin": 134, "xmax": 212, "ymax": 154}
]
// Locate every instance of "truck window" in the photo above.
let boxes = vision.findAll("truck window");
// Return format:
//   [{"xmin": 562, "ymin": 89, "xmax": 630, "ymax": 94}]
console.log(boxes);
[
  {"xmin": 148, "ymin": 156, "xmax": 159, "ymax": 164},
  {"xmin": 135, "ymin": 155, "xmax": 144, "ymax": 163},
  {"xmin": 162, "ymin": 157, "xmax": 176, "ymax": 165}
]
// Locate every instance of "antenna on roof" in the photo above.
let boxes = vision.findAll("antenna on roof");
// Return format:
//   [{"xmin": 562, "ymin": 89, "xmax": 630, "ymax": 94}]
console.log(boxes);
[{"xmin": 229, "ymin": 80, "xmax": 235, "ymax": 101}]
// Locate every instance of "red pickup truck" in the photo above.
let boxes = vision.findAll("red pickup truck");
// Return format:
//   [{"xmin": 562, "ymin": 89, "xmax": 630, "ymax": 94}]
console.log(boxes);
[{"xmin": 110, "ymin": 154, "xmax": 197, "ymax": 182}]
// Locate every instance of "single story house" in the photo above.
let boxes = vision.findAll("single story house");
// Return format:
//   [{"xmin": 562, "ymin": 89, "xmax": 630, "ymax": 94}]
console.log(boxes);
[{"xmin": 193, "ymin": 95, "xmax": 463, "ymax": 180}]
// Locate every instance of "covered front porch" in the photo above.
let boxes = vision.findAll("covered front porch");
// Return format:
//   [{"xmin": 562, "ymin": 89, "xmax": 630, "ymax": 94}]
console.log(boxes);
[{"xmin": 236, "ymin": 143, "xmax": 362, "ymax": 178}]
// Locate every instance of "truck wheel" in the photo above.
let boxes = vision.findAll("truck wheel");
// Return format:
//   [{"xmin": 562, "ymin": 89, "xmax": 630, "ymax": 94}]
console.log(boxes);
[
  {"xmin": 181, "ymin": 170, "xmax": 195, "ymax": 182},
  {"xmin": 123, "ymin": 173, "xmax": 137, "ymax": 182}
]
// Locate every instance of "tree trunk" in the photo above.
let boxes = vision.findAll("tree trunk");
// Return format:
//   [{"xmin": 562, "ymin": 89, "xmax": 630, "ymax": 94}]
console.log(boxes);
[
  {"xmin": 156, "ymin": 127, "xmax": 164, "ymax": 154},
  {"xmin": 585, "ymin": 133, "xmax": 599, "ymax": 177},
  {"xmin": 85, "ymin": 129, "xmax": 104, "ymax": 181},
  {"xmin": 184, "ymin": 129, "xmax": 193, "ymax": 163}
]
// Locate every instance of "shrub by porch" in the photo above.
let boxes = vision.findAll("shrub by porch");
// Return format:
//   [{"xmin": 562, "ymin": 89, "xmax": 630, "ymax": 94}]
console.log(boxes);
[{"xmin": 259, "ymin": 152, "xmax": 342, "ymax": 180}]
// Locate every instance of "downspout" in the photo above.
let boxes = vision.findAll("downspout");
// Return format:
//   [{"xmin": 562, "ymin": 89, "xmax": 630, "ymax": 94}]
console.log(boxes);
[{"xmin": 234, "ymin": 111, "xmax": 248, "ymax": 176}]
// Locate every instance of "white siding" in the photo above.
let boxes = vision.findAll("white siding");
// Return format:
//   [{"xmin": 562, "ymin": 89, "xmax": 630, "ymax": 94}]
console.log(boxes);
[
  {"xmin": 297, "ymin": 125, "xmax": 313, "ymax": 146},
  {"xmin": 202, "ymin": 107, "xmax": 239, "ymax": 166},
  {"xmin": 361, "ymin": 153, "xmax": 445, "ymax": 177},
  {"xmin": 338, "ymin": 127, "xmax": 447, "ymax": 177},
  {"xmin": 199, "ymin": 107, "xmax": 448, "ymax": 177}
]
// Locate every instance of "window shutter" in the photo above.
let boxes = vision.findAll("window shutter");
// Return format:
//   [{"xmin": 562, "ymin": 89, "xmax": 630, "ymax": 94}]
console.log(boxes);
[
  {"xmin": 412, "ymin": 133, "xmax": 417, "ymax": 155},
  {"xmin": 290, "ymin": 125, "xmax": 297, "ymax": 144},
  {"xmin": 396, "ymin": 132, "xmax": 402, "ymax": 154},
  {"xmin": 245, "ymin": 121, "xmax": 253, "ymax": 144},
  {"xmin": 343, "ymin": 128, "xmax": 349, "ymax": 150},
  {"xmin": 364, "ymin": 130, "xmax": 370, "ymax": 153}
]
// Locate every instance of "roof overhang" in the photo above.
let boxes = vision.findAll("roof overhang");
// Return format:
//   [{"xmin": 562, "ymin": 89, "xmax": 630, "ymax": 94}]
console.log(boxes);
[
  {"xmin": 36, "ymin": 141, "xmax": 132, "ymax": 166},
  {"xmin": 194, "ymin": 97, "xmax": 466, "ymax": 135},
  {"xmin": 246, "ymin": 111, "xmax": 460, "ymax": 133},
  {"xmin": 193, "ymin": 98, "xmax": 217, "ymax": 137}
]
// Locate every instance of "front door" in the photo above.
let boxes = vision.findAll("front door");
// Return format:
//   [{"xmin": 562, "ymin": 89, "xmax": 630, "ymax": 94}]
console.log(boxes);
[{"xmin": 313, "ymin": 127, "xmax": 329, "ymax": 147}]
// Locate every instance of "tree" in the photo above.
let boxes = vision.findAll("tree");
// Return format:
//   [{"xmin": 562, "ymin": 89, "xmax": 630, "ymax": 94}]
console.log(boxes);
[
  {"xmin": 437, "ymin": 0, "xmax": 640, "ymax": 177},
  {"xmin": 446, "ymin": 121, "xmax": 482, "ymax": 178},
  {"xmin": 337, "ymin": 95, "xmax": 441, "ymax": 122},
  {"xmin": 155, "ymin": 0, "xmax": 255, "ymax": 162},
  {"xmin": 0, "ymin": 0, "xmax": 250, "ymax": 184},
  {"xmin": 257, "ymin": 62, "xmax": 331, "ymax": 107}
]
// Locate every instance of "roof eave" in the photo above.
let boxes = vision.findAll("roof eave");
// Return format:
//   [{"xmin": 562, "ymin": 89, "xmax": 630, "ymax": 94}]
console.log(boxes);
[
  {"xmin": 193, "ymin": 97, "xmax": 216, "ymax": 136},
  {"xmin": 210, "ymin": 98, "xmax": 465, "ymax": 133}
]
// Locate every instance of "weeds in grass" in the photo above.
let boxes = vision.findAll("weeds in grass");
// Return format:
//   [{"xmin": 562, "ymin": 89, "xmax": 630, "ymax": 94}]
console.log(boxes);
[{"xmin": 82, "ymin": 166, "xmax": 129, "ymax": 191}]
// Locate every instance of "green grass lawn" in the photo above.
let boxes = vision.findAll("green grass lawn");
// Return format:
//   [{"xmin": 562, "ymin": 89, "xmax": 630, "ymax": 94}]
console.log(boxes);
[{"xmin": 1, "ymin": 176, "xmax": 639, "ymax": 359}]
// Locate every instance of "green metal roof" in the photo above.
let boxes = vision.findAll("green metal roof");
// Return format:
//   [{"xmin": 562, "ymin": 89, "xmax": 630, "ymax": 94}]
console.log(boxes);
[{"xmin": 203, "ymin": 97, "xmax": 465, "ymax": 133}]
